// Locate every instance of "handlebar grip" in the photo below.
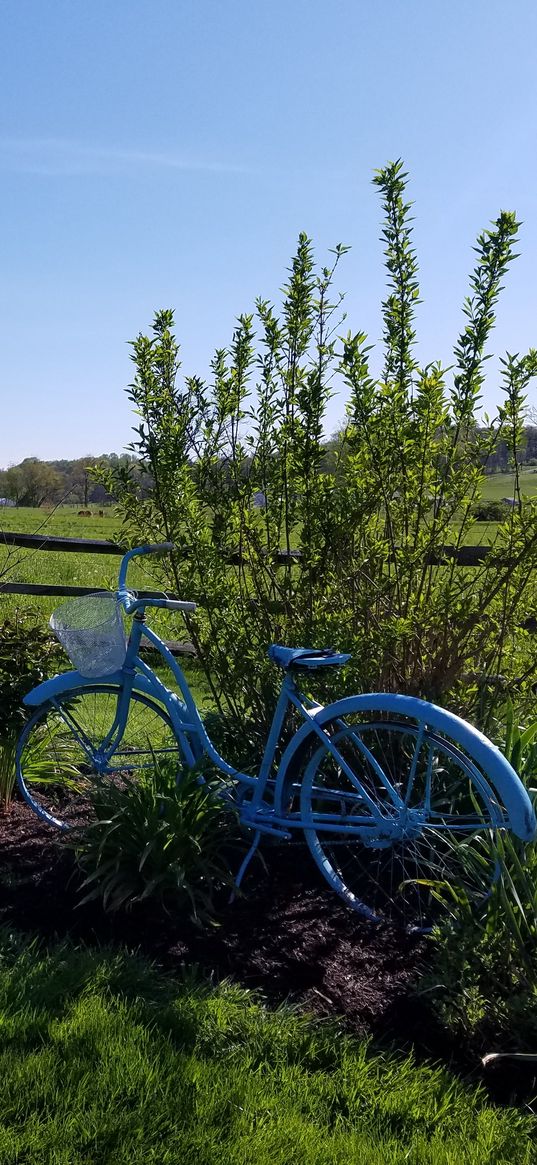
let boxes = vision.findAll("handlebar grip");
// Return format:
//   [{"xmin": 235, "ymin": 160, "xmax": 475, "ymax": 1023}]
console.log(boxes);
[
  {"xmin": 162, "ymin": 599, "xmax": 197, "ymax": 612},
  {"xmin": 147, "ymin": 542, "xmax": 175, "ymax": 557}
]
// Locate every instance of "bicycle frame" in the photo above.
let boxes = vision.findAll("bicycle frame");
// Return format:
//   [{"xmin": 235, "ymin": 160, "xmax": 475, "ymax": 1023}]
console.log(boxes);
[
  {"xmin": 94, "ymin": 610, "xmax": 411, "ymax": 844},
  {"xmin": 25, "ymin": 606, "xmax": 454, "ymax": 843},
  {"xmin": 21, "ymin": 538, "xmax": 401, "ymax": 840},
  {"xmin": 101, "ymin": 544, "xmax": 415, "ymax": 838},
  {"xmin": 104, "ymin": 612, "xmax": 327, "ymax": 836}
]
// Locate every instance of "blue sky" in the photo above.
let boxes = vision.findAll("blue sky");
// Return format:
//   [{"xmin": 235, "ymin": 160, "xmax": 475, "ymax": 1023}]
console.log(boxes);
[{"xmin": 1, "ymin": 0, "xmax": 536, "ymax": 466}]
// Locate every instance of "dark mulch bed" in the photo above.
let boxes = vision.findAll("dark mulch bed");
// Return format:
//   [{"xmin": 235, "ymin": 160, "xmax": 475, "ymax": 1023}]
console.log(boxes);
[{"xmin": 0, "ymin": 801, "xmax": 433, "ymax": 1036}]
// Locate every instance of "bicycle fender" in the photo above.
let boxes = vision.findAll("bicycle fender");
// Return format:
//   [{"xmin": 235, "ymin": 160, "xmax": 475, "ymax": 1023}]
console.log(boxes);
[
  {"xmin": 23, "ymin": 670, "xmax": 170, "ymax": 711},
  {"xmin": 274, "ymin": 693, "xmax": 537, "ymax": 843}
]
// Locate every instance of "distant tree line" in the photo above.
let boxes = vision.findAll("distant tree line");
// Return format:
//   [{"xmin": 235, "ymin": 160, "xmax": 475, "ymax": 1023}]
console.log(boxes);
[
  {"xmin": 1, "ymin": 426, "xmax": 537, "ymax": 509},
  {"xmin": 484, "ymin": 424, "xmax": 537, "ymax": 472},
  {"xmin": 0, "ymin": 454, "xmax": 138, "ymax": 507}
]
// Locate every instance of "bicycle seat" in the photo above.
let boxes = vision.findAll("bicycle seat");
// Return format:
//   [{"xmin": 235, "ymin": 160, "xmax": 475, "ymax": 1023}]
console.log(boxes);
[{"xmin": 268, "ymin": 645, "xmax": 351, "ymax": 670}]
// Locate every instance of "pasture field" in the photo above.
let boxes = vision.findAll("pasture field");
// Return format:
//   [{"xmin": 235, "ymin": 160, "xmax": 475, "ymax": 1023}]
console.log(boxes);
[
  {"xmin": 2, "ymin": 476, "xmax": 536, "ymax": 601},
  {"xmin": 1, "ymin": 486, "xmax": 535, "ymax": 617},
  {"xmin": 2, "ymin": 480, "xmax": 537, "ymax": 625},
  {"xmin": 0, "ymin": 505, "xmax": 192, "ymax": 622},
  {"xmin": 0, "ymin": 505, "xmax": 137, "ymax": 621},
  {"xmin": 480, "ymin": 469, "xmax": 537, "ymax": 501}
]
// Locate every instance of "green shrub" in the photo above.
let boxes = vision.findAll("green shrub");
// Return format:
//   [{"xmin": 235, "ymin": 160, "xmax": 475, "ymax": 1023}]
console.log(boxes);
[
  {"xmin": 70, "ymin": 758, "xmax": 244, "ymax": 922},
  {"xmin": 0, "ymin": 610, "xmax": 61, "ymax": 807},
  {"xmin": 425, "ymin": 915, "xmax": 537, "ymax": 1051},
  {"xmin": 470, "ymin": 499, "xmax": 514, "ymax": 521},
  {"xmin": 0, "ymin": 610, "xmax": 60, "ymax": 733},
  {"xmin": 98, "ymin": 160, "xmax": 537, "ymax": 738}
]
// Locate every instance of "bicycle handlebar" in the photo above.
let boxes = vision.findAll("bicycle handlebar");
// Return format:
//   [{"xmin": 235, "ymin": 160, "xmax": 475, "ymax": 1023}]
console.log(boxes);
[
  {"xmin": 143, "ymin": 542, "xmax": 175, "ymax": 557},
  {"xmin": 118, "ymin": 542, "xmax": 175, "ymax": 591},
  {"xmin": 160, "ymin": 598, "xmax": 197, "ymax": 612},
  {"xmin": 117, "ymin": 544, "xmax": 197, "ymax": 614},
  {"xmin": 119, "ymin": 592, "xmax": 197, "ymax": 615}
]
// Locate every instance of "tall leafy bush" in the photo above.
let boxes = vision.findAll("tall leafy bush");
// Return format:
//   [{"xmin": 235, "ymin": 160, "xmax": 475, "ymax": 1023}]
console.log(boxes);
[{"xmin": 100, "ymin": 161, "xmax": 537, "ymax": 750}]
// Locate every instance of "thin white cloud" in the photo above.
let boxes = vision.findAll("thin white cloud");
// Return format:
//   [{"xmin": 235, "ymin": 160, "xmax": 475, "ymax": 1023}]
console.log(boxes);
[{"xmin": 0, "ymin": 137, "xmax": 250, "ymax": 176}]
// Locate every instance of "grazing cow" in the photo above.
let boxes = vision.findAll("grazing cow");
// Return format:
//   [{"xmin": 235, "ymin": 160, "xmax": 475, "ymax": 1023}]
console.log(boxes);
[{"xmin": 78, "ymin": 510, "xmax": 91, "ymax": 517}]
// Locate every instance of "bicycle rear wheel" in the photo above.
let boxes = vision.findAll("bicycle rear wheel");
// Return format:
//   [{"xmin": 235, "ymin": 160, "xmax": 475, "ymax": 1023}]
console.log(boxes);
[
  {"xmin": 17, "ymin": 684, "xmax": 182, "ymax": 828},
  {"xmin": 299, "ymin": 703, "xmax": 509, "ymax": 930}
]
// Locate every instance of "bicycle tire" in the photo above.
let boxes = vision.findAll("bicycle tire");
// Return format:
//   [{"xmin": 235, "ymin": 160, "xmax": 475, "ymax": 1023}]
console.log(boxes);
[
  {"xmin": 17, "ymin": 684, "xmax": 181, "ymax": 829},
  {"xmin": 297, "ymin": 696, "xmax": 528, "ymax": 929}
]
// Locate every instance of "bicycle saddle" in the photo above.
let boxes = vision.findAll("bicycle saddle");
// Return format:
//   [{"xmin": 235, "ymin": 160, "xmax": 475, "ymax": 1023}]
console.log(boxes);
[{"xmin": 268, "ymin": 645, "xmax": 351, "ymax": 669}]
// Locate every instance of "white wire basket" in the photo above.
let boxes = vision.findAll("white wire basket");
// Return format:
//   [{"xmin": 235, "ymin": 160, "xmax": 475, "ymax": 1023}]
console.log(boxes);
[{"xmin": 50, "ymin": 592, "xmax": 127, "ymax": 678}]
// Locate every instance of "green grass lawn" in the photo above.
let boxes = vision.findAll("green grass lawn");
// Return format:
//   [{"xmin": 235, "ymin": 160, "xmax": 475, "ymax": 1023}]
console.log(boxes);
[{"xmin": 0, "ymin": 931, "xmax": 533, "ymax": 1164}]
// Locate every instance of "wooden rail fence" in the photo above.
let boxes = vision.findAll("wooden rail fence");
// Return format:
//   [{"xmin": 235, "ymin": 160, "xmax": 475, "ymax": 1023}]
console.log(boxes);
[
  {"xmin": 1, "ymin": 530, "xmax": 535, "ymax": 650},
  {"xmin": 0, "ymin": 527, "xmax": 494, "ymax": 585}
]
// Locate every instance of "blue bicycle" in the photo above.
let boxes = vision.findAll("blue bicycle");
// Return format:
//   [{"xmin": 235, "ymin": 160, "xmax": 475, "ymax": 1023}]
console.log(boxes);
[{"xmin": 16, "ymin": 543, "xmax": 537, "ymax": 928}]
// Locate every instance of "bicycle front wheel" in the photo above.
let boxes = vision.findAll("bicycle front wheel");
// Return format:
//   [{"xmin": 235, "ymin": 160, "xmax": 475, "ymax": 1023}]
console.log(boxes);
[
  {"xmin": 17, "ymin": 685, "xmax": 182, "ymax": 828},
  {"xmin": 299, "ymin": 702, "xmax": 510, "ymax": 929}
]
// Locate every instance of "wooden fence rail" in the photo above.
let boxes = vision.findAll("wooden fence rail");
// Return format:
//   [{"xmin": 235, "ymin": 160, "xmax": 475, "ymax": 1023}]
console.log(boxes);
[
  {"xmin": 1, "ymin": 530, "xmax": 535, "ymax": 649},
  {"xmin": 0, "ymin": 532, "xmax": 124, "ymax": 555},
  {"xmin": 0, "ymin": 530, "xmax": 304, "ymax": 568},
  {"xmin": 1, "ymin": 528, "xmax": 493, "ymax": 579},
  {"xmin": 0, "ymin": 530, "xmax": 179, "ymax": 600}
]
